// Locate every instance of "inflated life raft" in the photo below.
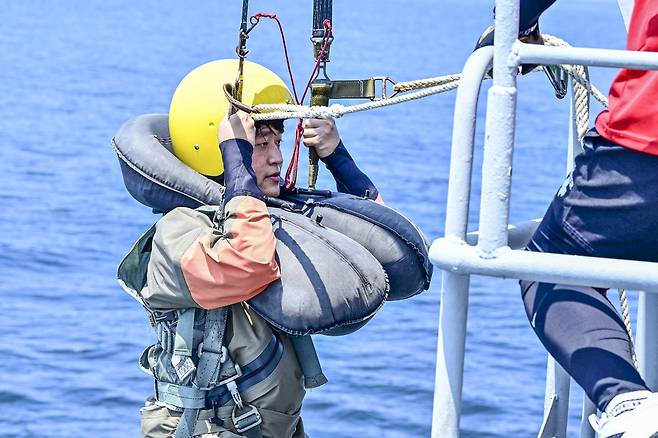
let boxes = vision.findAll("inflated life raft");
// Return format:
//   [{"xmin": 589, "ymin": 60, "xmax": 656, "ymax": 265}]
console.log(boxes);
[{"xmin": 112, "ymin": 114, "xmax": 432, "ymax": 335}]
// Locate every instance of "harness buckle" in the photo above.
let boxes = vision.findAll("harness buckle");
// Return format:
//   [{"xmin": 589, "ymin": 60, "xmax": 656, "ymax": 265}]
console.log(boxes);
[
  {"xmin": 148, "ymin": 310, "xmax": 176, "ymax": 327},
  {"xmin": 232, "ymin": 403, "xmax": 262, "ymax": 434},
  {"xmin": 195, "ymin": 343, "xmax": 228, "ymax": 360},
  {"xmin": 217, "ymin": 361, "xmax": 242, "ymax": 386},
  {"xmin": 226, "ymin": 380, "xmax": 244, "ymax": 410},
  {"xmin": 217, "ymin": 359, "xmax": 244, "ymax": 408},
  {"xmin": 371, "ymin": 76, "xmax": 398, "ymax": 101}
]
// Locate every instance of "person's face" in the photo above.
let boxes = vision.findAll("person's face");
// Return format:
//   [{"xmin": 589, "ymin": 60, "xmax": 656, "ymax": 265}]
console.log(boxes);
[{"xmin": 252, "ymin": 125, "xmax": 283, "ymax": 197}]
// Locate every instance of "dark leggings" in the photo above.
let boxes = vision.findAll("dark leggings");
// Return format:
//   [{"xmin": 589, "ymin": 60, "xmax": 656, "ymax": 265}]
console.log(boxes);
[{"xmin": 521, "ymin": 132, "xmax": 658, "ymax": 411}]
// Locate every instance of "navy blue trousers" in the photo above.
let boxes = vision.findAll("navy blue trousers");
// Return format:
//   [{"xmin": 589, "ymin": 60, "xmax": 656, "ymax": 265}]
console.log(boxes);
[{"xmin": 521, "ymin": 131, "xmax": 657, "ymax": 411}]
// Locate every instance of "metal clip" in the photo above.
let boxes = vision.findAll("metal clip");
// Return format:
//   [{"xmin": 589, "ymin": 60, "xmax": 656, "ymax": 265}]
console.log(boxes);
[
  {"xmin": 232, "ymin": 404, "xmax": 262, "ymax": 433},
  {"xmin": 543, "ymin": 65, "xmax": 568, "ymax": 100},
  {"xmin": 226, "ymin": 380, "xmax": 243, "ymax": 410},
  {"xmin": 371, "ymin": 76, "xmax": 398, "ymax": 101}
]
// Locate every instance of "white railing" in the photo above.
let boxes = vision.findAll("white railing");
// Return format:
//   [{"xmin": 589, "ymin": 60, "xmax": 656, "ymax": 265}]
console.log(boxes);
[{"xmin": 429, "ymin": 0, "xmax": 658, "ymax": 436}]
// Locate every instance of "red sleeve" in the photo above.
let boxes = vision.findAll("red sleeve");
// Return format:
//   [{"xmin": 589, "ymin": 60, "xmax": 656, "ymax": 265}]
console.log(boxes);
[{"xmin": 180, "ymin": 196, "xmax": 280, "ymax": 309}]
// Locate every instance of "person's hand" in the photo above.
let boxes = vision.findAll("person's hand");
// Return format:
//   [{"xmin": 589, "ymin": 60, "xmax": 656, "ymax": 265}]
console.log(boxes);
[
  {"xmin": 474, "ymin": 22, "xmax": 544, "ymax": 75},
  {"xmin": 474, "ymin": 22, "xmax": 566, "ymax": 98},
  {"xmin": 302, "ymin": 118, "xmax": 341, "ymax": 158},
  {"xmin": 218, "ymin": 110, "xmax": 255, "ymax": 146}
]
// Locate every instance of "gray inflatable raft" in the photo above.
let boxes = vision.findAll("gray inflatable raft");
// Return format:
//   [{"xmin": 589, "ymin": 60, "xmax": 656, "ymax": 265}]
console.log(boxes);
[{"xmin": 112, "ymin": 114, "xmax": 431, "ymax": 334}]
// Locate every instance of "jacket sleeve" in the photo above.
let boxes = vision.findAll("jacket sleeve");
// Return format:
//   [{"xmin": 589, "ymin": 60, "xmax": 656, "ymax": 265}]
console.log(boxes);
[
  {"xmin": 146, "ymin": 196, "xmax": 280, "ymax": 311},
  {"xmin": 179, "ymin": 195, "xmax": 280, "ymax": 310},
  {"xmin": 321, "ymin": 141, "xmax": 380, "ymax": 201},
  {"xmin": 519, "ymin": 0, "xmax": 557, "ymax": 29}
]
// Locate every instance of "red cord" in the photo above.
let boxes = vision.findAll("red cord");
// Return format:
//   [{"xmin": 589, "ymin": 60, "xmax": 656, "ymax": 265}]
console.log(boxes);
[
  {"xmin": 252, "ymin": 13, "xmax": 300, "ymax": 103},
  {"xmin": 284, "ymin": 20, "xmax": 332, "ymax": 188},
  {"xmin": 254, "ymin": 14, "xmax": 333, "ymax": 189}
]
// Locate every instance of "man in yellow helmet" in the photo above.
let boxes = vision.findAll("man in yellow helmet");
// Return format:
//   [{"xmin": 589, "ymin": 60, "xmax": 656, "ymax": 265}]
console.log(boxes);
[
  {"xmin": 169, "ymin": 59, "xmax": 380, "ymax": 202},
  {"xmin": 134, "ymin": 60, "xmax": 381, "ymax": 438}
]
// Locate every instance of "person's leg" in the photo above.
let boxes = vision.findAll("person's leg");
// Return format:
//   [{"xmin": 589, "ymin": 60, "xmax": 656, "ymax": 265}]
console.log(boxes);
[
  {"xmin": 520, "ymin": 278, "xmax": 647, "ymax": 411},
  {"xmin": 520, "ymin": 132, "xmax": 658, "ymax": 411}
]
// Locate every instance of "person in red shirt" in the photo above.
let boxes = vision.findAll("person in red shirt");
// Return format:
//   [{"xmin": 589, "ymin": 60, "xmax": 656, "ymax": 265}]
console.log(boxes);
[{"xmin": 502, "ymin": 1, "xmax": 658, "ymax": 436}]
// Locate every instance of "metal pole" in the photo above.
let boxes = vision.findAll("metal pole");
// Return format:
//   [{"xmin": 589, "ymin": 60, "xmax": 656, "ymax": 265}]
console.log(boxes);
[
  {"xmin": 308, "ymin": 0, "xmax": 332, "ymax": 189},
  {"xmin": 515, "ymin": 43, "xmax": 658, "ymax": 71},
  {"xmin": 581, "ymin": 397, "xmax": 596, "ymax": 438},
  {"xmin": 538, "ymin": 80, "xmax": 586, "ymax": 438},
  {"xmin": 636, "ymin": 291, "xmax": 658, "ymax": 389},
  {"xmin": 444, "ymin": 46, "xmax": 493, "ymax": 239},
  {"xmin": 430, "ymin": 241, "xmax": 658, "ymax": 292},
  {"xmin": 538, "ymin": 358, "xmax": 571, "ymax": 438},
  {"xmin": 567, "ymin": 76, "xmax": 585, "ymax": 169},
  {"xmin": 476, "ymin": 0, "xmax": 519, "ymax": 255},
  {"xmin": 431, "ymin": 47, "xmax": 493, "ymax": 438},
  {"xmin": 233, "ymin": 0, "xmax": 250, "ymax": 103},
  {"xmin": 565, "ymin": 75, "xmax": 597, "ymax": 438},
  {"xmin": 432, "ymin": 273, "xmax": 470, "ymax": 438}
]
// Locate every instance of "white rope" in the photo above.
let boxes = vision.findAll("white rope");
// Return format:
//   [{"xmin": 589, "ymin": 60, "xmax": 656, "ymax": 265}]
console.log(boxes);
[
  {"xmin": 252, "ymin": 79, "xmax": 460, "ymax": 121},
  {"xmin": 393, "ymin": 74, "xmax": 462, "ymax": 92},
  {"xmin": 618, "ymin": 289, "xmax": 639, "ymax": 369}
]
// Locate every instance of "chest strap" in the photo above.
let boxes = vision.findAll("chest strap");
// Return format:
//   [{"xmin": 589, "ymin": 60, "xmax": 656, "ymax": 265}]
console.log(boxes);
[
  {"xmin": 169, "ymin": 307, "xmax": 266, "ymax": 438},
  {"xmin": 172, "ymin": 309, "xmax": 196, "ymax": 381},
  {"xmin": 175, "ymin": 307, "xmax": 231, "ymax": 438}
]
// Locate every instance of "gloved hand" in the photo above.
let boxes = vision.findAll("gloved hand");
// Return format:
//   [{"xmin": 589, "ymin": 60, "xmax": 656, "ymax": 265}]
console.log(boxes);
[
  {"xmin": 321, "ymin": 142, "xmax": 379, "ymax": 200},
  {"xmin": 218, "ymin": 111, "xmax": 263, "ymax": 203},
  {"xmin": 474, "ymin": 21, "xmax": 544, "ymax": 75},
  {"xmin": 302, "ymin": 118, "xmax": 341, "ymax": 158}
]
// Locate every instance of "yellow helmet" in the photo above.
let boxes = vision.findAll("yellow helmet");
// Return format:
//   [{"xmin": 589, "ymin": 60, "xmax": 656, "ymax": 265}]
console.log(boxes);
[{"xmin": 169, "ymin": 59, "xmax": 292, "ymax": 176}]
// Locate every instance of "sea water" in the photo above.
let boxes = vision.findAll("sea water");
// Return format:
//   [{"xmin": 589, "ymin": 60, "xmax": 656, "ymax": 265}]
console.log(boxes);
[{"xmin": 0, "ymin": 0, "xmax": 628, "ymax": 436}]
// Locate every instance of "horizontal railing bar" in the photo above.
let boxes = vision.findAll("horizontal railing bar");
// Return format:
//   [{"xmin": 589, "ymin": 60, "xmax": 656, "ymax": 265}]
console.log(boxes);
[
  {"xmin": 430, "ymin": 237, "xmax": 658, "ymax": 291},
  {"xmin": 514, "ymin": 42, "xmax": 658, "ymax": 70}
]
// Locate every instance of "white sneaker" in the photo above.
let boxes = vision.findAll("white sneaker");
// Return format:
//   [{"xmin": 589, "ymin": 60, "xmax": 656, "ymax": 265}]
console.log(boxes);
[{"xmin": 589, "ymin": 391, "xmax": 658, "ymax": 438}]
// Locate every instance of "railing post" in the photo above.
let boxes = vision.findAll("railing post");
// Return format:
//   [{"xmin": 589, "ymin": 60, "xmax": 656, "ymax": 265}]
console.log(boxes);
[
  {"xmin": 539, "ymin": 79, "xmax": 588, "ymax": 438},
  {"xmin": 538, "ymin": 358, "xmax": 571, "ymax": 438},
  {"xmin": 636, "ymin": 291, "xmax": 658, "ymax": 389},
  {"xmin": 432, "ymin": 273, "xmax": 470, "ymax": 438},
  {"xmin": 567, "ymin": 73, "xmax": 586, "ymax": 169},
  {"xmin": 431, "ymin": 47, "xmax": 493, "ymax": 438},
  {"xmin": 477, "ymin": 0, "xmax": 519, "ymax": 254},
  {"xmin": 581, "ymin": 397, "xmax": 596, "ymax": 438}
]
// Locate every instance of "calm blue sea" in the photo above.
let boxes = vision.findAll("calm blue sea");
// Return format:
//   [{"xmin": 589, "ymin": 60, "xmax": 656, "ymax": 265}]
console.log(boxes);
[{"xmin": 0, "ymin": 1, "xmax": 629, "ymax": 436}]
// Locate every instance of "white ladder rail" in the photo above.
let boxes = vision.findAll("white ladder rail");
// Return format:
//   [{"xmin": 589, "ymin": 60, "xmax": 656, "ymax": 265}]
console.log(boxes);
[
  {"xmin": 430, "ymin": 45, "xmax": 493, "ymax": 438},
  {"xmin": 430, "ymin": 0, "xmax": 658, "ymax": 436}
]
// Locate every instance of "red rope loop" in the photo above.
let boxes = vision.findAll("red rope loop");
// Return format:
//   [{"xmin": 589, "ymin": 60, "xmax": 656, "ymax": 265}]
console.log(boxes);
[
  {"xmin": 284, "ymin": 20, "xmax": 333, "ymax": 189},
  {"xmin": 253, "ymin": 12, "xmax": 277, "ymax": 20},
  {"xmin": 252, "ymin": 13, "xmax": 333, "ymax": 189}
]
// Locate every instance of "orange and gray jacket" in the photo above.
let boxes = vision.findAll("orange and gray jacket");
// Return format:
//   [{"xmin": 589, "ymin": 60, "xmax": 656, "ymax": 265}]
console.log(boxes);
[{"xmin": 144, "ymin": 138, "xmax": 281, "ymax": 310}]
